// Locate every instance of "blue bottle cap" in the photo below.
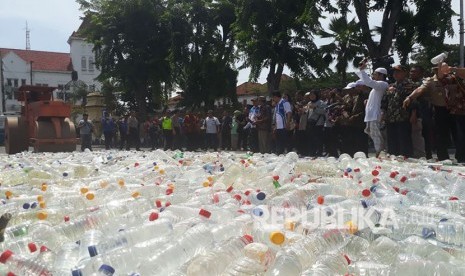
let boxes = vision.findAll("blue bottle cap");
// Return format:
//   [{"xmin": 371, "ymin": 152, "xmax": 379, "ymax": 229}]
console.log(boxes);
[
  {"xmin": 72, "ymin": 269, "xmax": 83, "ymax": 276},
  {"xmin": 256, "ymin": 192, "xmax": 266, "ymax": 201},
  {"xmin": 99, "ymin": 264, "xmax": 115, "ymax": 275},
  {"xmin": 369, "ymin": 185, "xmax": 378, "ymax": 193},
  {"xmin": 422, "ymin": 228, "xmax": 436, "ymax": 239},
  {"xmin": 252, "ymin": 208, "xmax": 264, "ymax": 217},
  {"xmin": 360, "ymin": 200, "xmax": 368, "ymax": 209},
  {"xmin": 30, "ymin": 202, "xmax": 38, "ymax": 209},
  {"xmin": 88, "ymin": 245, "xmax": 98, "ymax": 257},
  {"xmin": 22, "ymin": 203, "xmax": 30, "ymax": 209},
  {"xmin": 439, "ymin": 218, "xmax": 448, "ymax": 222}
]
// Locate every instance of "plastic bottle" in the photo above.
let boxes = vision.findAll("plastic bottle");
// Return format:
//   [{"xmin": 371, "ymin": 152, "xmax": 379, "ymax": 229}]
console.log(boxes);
[
  {"xmin": 252, "ymin": 224, "xmax": 286, "ymax": 249},
  {"xmin": 0, "ymin": 250, "xmax": 52, "ymax": 276},
  {"xmin": 222, "ymin": 242, "xmax": 273, "ymax": 275},
  {"xmin": 87, "ymin": 219, "xmax": 173, "ymax": 257},
  {"xmin": 77, "ymin": 230, "xmax": 104, "ymax": 263},
  {"xmin": 186, "ymin": 235, "xmax": 253, "ymax": 276},
  {"xmin": 137, "ymin": 224, "xmax": 214, "ymax": 275},
  {"xmin": 53, "ymin": 242, "xmax": 80, "ymax": 275},
  {"xmin": 430, "ymin": 52, "xmax": 448, "ymax": 65}
]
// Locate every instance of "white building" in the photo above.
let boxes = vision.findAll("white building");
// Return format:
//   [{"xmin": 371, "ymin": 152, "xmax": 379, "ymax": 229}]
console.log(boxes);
[
  {"xmin": 0, "ymin": 18, "xmax": 102, "ymax": 114},
  {"xmin": 67, "ymin": 18, "xmax": 102, "ymax": 92},
  {"xmin": 0, "ymin": 48, "xmax": 73, "ymax": 113}
]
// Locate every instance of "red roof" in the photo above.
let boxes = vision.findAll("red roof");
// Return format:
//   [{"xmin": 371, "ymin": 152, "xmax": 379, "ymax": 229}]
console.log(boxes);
[
  {"xmin": 236, "ymin": 82, "xmax": 265, "ymax": 96},
  {"xmin": 0, "ymin": 48, "xmax": 73, "ymax": 72}
]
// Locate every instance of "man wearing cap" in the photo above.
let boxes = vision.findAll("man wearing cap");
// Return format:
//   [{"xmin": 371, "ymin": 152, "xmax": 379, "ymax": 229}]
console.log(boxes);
[
  {"xmin": 77, "ymin": 113, "xmax": 94, "ymax": 151},
  {"xmin": 381, "ymin": 65, "xmax": 416, "ymax": 157},
  {"xmin": 255, "ymin": 96, "xmax": 272, "ymax": 154},
  {"xmin": 404, "ymin": 63, "xmax": 465, "ymax": 162},
  {"xmin": 359, "ymin": 61, "xmax": 389, "ymax": 157},
  {"xmin": 338, "ymin": 81, "xmax": 369, "ymax": 156}
]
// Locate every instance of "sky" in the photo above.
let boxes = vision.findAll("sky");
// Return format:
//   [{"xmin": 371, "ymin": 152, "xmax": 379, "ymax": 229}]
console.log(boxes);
[{"xmin": 0, "ymin": 0, "xmax": 462, "ymax": 84}]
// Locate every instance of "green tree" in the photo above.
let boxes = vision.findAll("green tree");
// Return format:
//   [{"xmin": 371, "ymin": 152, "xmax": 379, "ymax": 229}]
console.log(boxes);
[
  {"xmin": 77, "ymin": 0, "xmax": 172, "ymax": 120},
  {"xmin": 348, "ymin": 0, "xmax": 454, "ymax": 67},
  {"xmin": 393, "ymin": 9, "xmax": 416, "ymax": 65},
  {"xmin": 167, "ymin": 0, "xmax": 238, "ymax": 110},
  {"xmin": 234, "ymin": 0, "xmax": 331, "ymax": 95},
  {"xmin": 319, "ymin": 16, "xmax": 367, "ymax": 84}
]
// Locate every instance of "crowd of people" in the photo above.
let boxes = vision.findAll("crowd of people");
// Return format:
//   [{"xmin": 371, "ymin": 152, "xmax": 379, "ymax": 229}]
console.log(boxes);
[{"xmin": 80, "ymin": 61, "xmax": 465, "ymax": 163}]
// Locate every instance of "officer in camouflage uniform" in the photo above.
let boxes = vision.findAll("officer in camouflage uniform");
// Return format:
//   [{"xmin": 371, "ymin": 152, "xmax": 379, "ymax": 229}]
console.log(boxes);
[
  {"xmin": 382, "ymin": 65, "xmax": 417, "ymax": 157},
  {"xmin": 337, "ymin": 80, "xmax": 369, "ymax": 156},
  {"xmin": 404, "ymin": 62, "xmax": 462, "ymax": 161}
]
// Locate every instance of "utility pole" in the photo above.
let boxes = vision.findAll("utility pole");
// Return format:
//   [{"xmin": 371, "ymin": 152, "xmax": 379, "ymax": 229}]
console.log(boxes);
[
  {"xmin": 25, "ymin": 21, "xmax": 31, "ymax": 50},
  {"xmin": 30, "ymin": 61, "xmax": 33, "ymax": 85},
  {"xmin": 460, "ymin": 0, "xmax": 464, "ymax": 67},
  {"xmin": 0, "ymin": 56, "xmax": 4, "ymax": 114}
]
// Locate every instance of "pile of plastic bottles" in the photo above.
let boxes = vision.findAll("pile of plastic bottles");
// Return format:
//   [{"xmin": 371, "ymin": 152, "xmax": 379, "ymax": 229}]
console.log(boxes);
[{"xmin": 1, "ymin": 149, "xmax": 465, "ymax": 275}]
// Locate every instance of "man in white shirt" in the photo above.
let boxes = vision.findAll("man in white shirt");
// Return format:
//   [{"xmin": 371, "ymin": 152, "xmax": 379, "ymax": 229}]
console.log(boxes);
[
  {"xmin": 272, "ymin": 91, "xmax": 292, "ymax": 155},
  {"xmin": 359, "ymin": 62, "xmax": 389, "ymax": 157},
  {"xmin": 204, "ymin": 110, "xmax": 220, "ymax": 151}
]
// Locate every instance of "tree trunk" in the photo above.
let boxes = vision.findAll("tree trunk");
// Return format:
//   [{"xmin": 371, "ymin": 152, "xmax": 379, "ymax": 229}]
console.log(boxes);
[
  {"xmin": 135, "ymin": 84, "xmax": 148, "ymax": 121},
  {"xmin": 266, "ymin": 62, "xmax": 284, "ymax": 96},
  {"xmin": 353, "ymin": 0, "xmax": 403, "ymax": 60}
]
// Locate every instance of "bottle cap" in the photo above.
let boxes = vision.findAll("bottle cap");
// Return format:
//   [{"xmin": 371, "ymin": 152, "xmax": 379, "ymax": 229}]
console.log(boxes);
[
  {"xmin": 88, "ymin": 246, "xmax": 98, "ymax": 257},
  {"xmin": 360, "ymin": 200, "xmax": 368, "ymax": 209},
  {"xmin": 242, "ymin": 235, "xmax": 254, "ymax": 244},
  {"xmin": 226, "ymin": 186, "xmax": 234, "ymax": 193},
  {"xmin": 199, "ymin": 209, "xmax": 211, "ymax": 219},
  {"xmin": 39, "ymin": 201, "xmax": 46, "ymax": 209},
  {"xmin": 37, "ymin": 211, "xmax": 48, "ymax": 220},
  {"xmin": 343, "ymin": 254, "xmax": 351, "ymax": 265},
  {"xmin": 99, "ymin": 264, "xmax": 115, "ymax": 275},
  {"xmin": 0, "ymin": 250, "xmax": 13, "ymax": 263},
  {"xmin": 422, "ymin": 227, "xmax": 436, "ymax": 239},
  {"xmin": 86, "ymin": 193, "xmax": 95, "ymax": 200},
  {"xmin": 22, "ymin": 203, "xmax": 31, "ymax": 209},
  {"xmin": 269, "ymin": 231, "xmax": 285, "ymax": 245},
  {"xmin": 28, "ymin": 243, "xmax": 37, "ymax": 252},
  {"xmin": 64, "ymin": 215, "xmax": 70, "ymax": 222},
  {"xmin": 149, "ymin": 212, "xmax": 159, "ymax": 221},
  {"xmin": 71, "ymin": 269, "xmax": 83, "ymax": 276},
  {"xmin": 256, "ymin": 192, "xmax": 266, "ymax": 201},
  {"xmin": 7, "ymin": 272, "xmax": 16, "ymax": 276},
  {"xmin": 30, "ymin": 202, "xmax": 38, "ymax": 209},
  {"xmin": 39, "ymin": 246, "xmax": 49, "ymax": 253},
  {"xmin": 155, "ymin": 200, "xmax": 162, "ymax": 208},
  {"xmin": 80, "ymin": 187, "xmax": 89, "ymax": 194},
  {"xmin": 361, "ymin": 189, "xmax": 371, "ymax": 197},
  {"xmin": 252, "ymin": 208, "xmax": 264, "ymax": 217},
  {"xmin": 371, "ymin": 170, "xmax": 379, "ymax": 176},
  {"xmin": 317, "ymin": 195, "xmax": 324, "ymax": 205},
  {"xmin": 37, "ymin": 195, "xmax": 44, "ymax": 202}
]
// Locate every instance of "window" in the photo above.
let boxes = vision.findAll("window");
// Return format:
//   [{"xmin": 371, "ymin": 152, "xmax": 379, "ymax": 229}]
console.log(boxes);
[
  {"xmin": 13, "ymin": 79, "xmax": 18, "ymax": 87},
  {"xmin": 88, "ymin": 57, "xmax": 94, "ymax": 72},
  {"xmin": 21, "ymin": 79, "xmax": 26, "ymax": 86},
  {"xmin": 81, "ymin": 56, "xmax": 87, "ymax": 71},
  {"xmin": 6, "ymin": 79, "xmax": 12, "ymax": 86}
]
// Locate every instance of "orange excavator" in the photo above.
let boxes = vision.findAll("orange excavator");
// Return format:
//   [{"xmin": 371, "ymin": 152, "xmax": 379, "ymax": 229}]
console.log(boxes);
[{"xmin": 4, "ymin": 85, "xmax": 77, "ymax": 154}]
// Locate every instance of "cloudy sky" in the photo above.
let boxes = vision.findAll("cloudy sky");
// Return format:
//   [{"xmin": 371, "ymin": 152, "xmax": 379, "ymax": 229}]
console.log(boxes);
[{"xmin": 0, "ymin": 0, "xmax": 462, "ymax": 83}]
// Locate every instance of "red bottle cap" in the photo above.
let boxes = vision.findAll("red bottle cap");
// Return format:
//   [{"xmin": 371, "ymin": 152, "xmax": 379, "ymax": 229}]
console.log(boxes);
[
  {"xmin": 344, "ymin": 254, "xmax": 351, "ymax": 265},
  {"xmin": 39, "ymin": 246, "xmax": 49, "ymax": 253},
  {"xmin": 317, "ymin": 195, "xmax": 324, "ymax": 205},
  {"xmin": 242, "ymin": 234, "xmax": 254, "ymax": 243},
  {"xmin": 155, "ymin": 200, "xmax": 162, "ymax": 208},
  {"xmin": 199, "ymin": 209, "xmax": 211, "ymax": 218},
  {"xmin": 165, "ymin": 201, "xmax": 171, "ymax": 207},
  {"xmin": 0, "ymin": 250, "xmax": 13, "ymax": 264},
  {"xmin": 149, "ymin": 212, "xmax": 159, "ymax": 221},
  {"xmin": 64, "ymin": 215, "xmax": 70, "ymax": 222},
  {"xmin": 371, "ymin": 170, "xmax": 379, "ymax": 176},
  {"xmin": 28, "ymin": 243, "xmax": 37, "ymax": 253},
  {"xmin": 273, "ymin": 175, "xmax": 279, "ymax": 181},
  {"xmin": 449, "ymin": 196, "xmax": 459, "ymax": 200},
  {"xmin": 362, "ymin": 189, "xmax": 371, "ymax": 197},
  {"xmin": 400, "ymin": 176, "xmax": 407, "ymax": 183},
  {"xmin": 226, "ymin": 186, "xmax": 234, "ymax": 193}
]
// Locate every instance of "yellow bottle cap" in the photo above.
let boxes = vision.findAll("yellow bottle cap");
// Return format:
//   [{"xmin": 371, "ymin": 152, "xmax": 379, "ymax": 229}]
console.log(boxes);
[
  {"xmin": 86, "ymin": 193, "xmax": 95, "ymax": 200},
  {"xmin": 207, "ymin": 176, "xmax": 214, "ymax": 182},
  {"xmin": 37, "ymin": 195, "xmax": 44, "ymax": 202},
  {"xmin": 39, "ymin": 201, "xmax": 46, "ymax": 208},
  {"xmin": 100, "ymin": 181, "xmax": 109, "ymax": 188},
  {"xmin": 5, "ymin": 191, "xmax": 12, "ymax": 197},
  {"xmin": 202, "ymin": 181, "xmax": 210, "ymax": 187},
  {"xmin": 117, "ymin": 179, "xmax": 125, "ymax": 187},
  {"xmin": 154, "ymin": 166, "xmax": 159, "ymax": 171},
  {"xmin": 159, "ymin": 169, "xmax": 165, "ymax": 175},
  {"xmin": 37, "ymin": 211, "xmax": 48, "ymax": 220},
  {"xmin": 131, "ymin": 192, "xmax": 140, "ymax": 198},
  {"xmin": 345, "ymin": 221, "xmax": 358, "ymax": 234},
  {"xmin": 41, "ymin": 184, "xmax": 47, "ymax": 192},
  {"xmin": 269, "ymin": 231, "xmax": 285, "ymax": 245},
  {"xmin": 284, "ymin": 221, "xmax": 296, "ymax": 231},
  {"xmin": 80, "ymin": 187, "xmax": 89, "ymax": 194}
]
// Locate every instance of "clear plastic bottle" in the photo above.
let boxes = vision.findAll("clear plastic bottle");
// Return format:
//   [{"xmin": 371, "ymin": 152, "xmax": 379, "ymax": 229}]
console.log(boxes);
[
  {"xmin": 87, "ymin": 219, "xmax": 173, "ymax": 257},
  {"xmin": 77, "ymin": 230, "xmax": 104, "ymax": 263},
  {"xmin": 266, "ymin": 250, "xmax": 302, "ymax": 275},
  {"xmin": 430, "ymin": 52, "xmax": 448, "ymax": 65},
  {"xmin": 53, "ymin": 242, "xmax": 80, "ymax": 275},
  {"xmin": 252, "ymin": 224, "xmax": 286, "ymax": 249},
  {"xmin": 186, "ymin": 235, "xmax": 253, "ymax": 276},
  {"xmin": 137, "ymin": 224, "xmax": 214, "ymax": 275},
  {"xmin": 0, "ymin": 250, "xmax": 52, "ymax": 276}
]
